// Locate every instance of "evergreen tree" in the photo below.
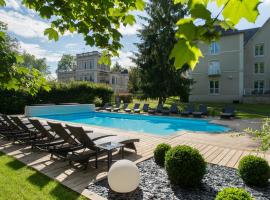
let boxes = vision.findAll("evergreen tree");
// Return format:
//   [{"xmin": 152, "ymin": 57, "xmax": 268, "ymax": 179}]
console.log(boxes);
[{"xmin": 134, "ymin": 0, "xmax": 192, "ymax": 103}]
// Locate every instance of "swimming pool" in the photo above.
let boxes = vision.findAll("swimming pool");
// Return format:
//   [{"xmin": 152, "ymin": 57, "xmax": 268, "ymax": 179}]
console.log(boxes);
[{"xmin": 38, "ymin": 112, "xmax": 230, "ymax": 136}]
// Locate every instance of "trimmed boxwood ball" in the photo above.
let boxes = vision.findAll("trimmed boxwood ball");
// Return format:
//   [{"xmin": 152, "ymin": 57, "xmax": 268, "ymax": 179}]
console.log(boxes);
[
  {"xmin": 215, "ymin": 188, "xmax": 254, "ymax": 200},
  {"xmin": 165, "ymin": 145, "xmax": 206, "ymax": 187},
  {"xmin": 238, "ymin": 155, "xmax": 270, "ymax": 187},
  {"xmin": 154, "ymin": 143, "xmax": 171, "ymax": 166}
]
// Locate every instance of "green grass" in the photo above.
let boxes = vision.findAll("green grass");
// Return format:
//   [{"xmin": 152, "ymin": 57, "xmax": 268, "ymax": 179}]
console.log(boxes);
[
  {"xmin": 0, "ymin": 152, "xmax": 87, "ymax": 200},
  {"xmin": 124, "ymin": 97, "xmax": 270, "ymax": 119}
]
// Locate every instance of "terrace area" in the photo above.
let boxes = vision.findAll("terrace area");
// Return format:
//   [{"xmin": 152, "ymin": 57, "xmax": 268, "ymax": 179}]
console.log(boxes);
[{"xmin": 1, "ymin": 115, "xmax": 269, "ymax": 199}]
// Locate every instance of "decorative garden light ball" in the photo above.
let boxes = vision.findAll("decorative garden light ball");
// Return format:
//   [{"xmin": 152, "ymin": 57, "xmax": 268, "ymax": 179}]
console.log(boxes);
[{"xmin": 108, "ymin": 160, "xmax": 140, "ymax": 193}]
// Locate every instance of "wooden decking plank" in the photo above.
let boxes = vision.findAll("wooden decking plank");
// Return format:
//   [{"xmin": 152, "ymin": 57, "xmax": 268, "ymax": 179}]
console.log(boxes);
[
  {"xmin": 218, "ymin": 149, "xmax": 236, "ymax": 166},
  {"xmin": 227, "ymin": 150, "xmax": 243, "ymax": 168},
  {"xmin": 234, "ymin": 151, "xmax": 250, "ymax": 168},
  {"xmin": 206, "ymin": 147, "xmax": 225, "ymax": 162},
  {"xmin": 211, "ymin": 148, "xmax": 230, "ymax": 165}
]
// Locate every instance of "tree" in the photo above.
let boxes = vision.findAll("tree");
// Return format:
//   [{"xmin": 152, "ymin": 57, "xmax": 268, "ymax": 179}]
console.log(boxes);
[
  {"xmin": 0, "ymin": 21, "xmax": 49, "ymax": 95},
  {"xmin": 134, "ymin": 0, "xmax": 192, "ymax": 103},
  {"xmin": 111, "ymin": 62, "xmax": 124, "ymax": 72},
  {"xmin": 128, "ymin": 66, "xmax": 140, "ymax": 94},
  {"xmin": 0, "ymin": 0, "xmax": 263, "ymax": 72},
  {"xmin": 21, "ymin": 52, "xmax": 50, "ymax": 75},
  {"xmin": 57, "ymin": 54, "xmax": 75, "ymax": 72}
]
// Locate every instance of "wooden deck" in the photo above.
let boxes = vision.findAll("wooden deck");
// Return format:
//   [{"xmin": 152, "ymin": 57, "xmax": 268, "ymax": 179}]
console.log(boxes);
[{"xmin": 0, "ymin": 119, "xmax": 269, "ymax": 200}]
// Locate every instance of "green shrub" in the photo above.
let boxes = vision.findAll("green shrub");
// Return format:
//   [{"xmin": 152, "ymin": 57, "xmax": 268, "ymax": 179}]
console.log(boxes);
[
  {"xmin": 215, "ymin": 188, "xmax": 254, "ymax": 200},
  {"xmin": 238, "ymin": 155, "xmax": 270, "ymax": 187},
  {"xmin": 0, "ymin": 81, "xmax": 113, "ymax": 114},
  {"xmin": 154, "ymin": 143, "xmax": 171, "ymax": 166},
  {"xmin": 165, "ymin": 145, "xmax": 206, "ymax": 187},
  {"xmin": 93, "ymin": 97, "xmax": 103, "ymax": 107}
]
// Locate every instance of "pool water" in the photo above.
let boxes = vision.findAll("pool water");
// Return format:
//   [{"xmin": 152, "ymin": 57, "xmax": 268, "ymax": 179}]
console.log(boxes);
[{"xmin": 39, "ymin": 112, "xmax": 230, "ymax": 136}]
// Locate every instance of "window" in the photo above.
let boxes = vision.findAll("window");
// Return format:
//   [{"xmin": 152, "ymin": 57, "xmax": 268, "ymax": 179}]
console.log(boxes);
[
  {"xmin": 255, "ymin": 44, "xmax": 264, "ymax": 56},
  {"xmin": 209, "ymin": 80, "xmax": 219, "ymax": 94},
  {"xmin": 254, "ymin": 62, "xmax": 264, "ymax": 74},
  {"xmin": 84, "ymin": 62, "xmax": 87, "ymax": 69},
  {"xmin": 208, "ymin": 61, "xmax": 221, "ymax": 76},
  {"xmin": 254, "ymin": 80, "xmax": 264, "ymax": 94},
  {"xmin": 209, "ymin": 41, "xmax": 220, "ymax": 55},
  {"xmin": 112, "ymin": 76, "xmax": 116, "ymax": 85}
]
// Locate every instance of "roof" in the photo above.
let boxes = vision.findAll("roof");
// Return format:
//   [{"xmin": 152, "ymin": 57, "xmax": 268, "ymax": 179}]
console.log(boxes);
[{"xmin": 219, "ymin": 27, "xmax": 259, "ymax": 44}]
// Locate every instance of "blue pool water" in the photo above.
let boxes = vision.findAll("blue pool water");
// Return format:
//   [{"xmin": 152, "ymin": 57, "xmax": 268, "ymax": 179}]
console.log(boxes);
[{"xmin": 38, "ymin": 112, "xmax": 230, "ymax": 135}]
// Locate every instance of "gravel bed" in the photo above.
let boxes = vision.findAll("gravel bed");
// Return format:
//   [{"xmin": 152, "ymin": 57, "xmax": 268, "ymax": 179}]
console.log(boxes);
[{"xmin": 87, "ymin": 159, "xmax": 270, "ymax": 200}]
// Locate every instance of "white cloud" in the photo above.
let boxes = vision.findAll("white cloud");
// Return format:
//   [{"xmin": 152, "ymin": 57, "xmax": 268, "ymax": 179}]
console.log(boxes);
[
  {"xmin": 65, "ymin": 43, "xmax": 79, "ymax": 48},
  {"xmin": 119, "ymin": 23, "xmax": 141, "ymax": 35},
  {"xmin": 19, "ymin": 41, "xmax": 61, "ymax": 62},
  {"xmin": 112, "ymin": 51, "xmax": 135, "ymax": 67},
  {"xmin": 5, "ymin": 0, "xmax": 21, "ymax": 11},
  {"xmin": 264, "ymin": 0, "xmax": 270, "ymax": 5},
  {"xmin": 0, "ymin": 10, "xmax": 49, "ymax": 38}
]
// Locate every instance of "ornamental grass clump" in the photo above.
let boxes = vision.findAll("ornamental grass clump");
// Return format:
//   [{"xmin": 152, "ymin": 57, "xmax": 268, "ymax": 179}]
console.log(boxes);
[
  {"xmin": 165, "ymin": 145, "xmax": 206, "ymax": 187},
  {"xmin": 154, "ymin": 143, "xmax": 171, "ymax": 166},
  {"xmin": 215, "ymin": 188, "xmax": 254, "ymax": 200},
  {"xmin": 238, "ymin": 155, "xmax": 270, "ymax": 187}
]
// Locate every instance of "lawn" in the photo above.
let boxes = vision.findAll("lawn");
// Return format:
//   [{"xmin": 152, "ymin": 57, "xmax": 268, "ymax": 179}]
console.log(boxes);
[
  {"xmin": 0, "ymin": 152, "xmax": 87, "ymax": 200},
  {"xmin": 125, "ymin": 97, "xmax": 270, "ymax": 119}
]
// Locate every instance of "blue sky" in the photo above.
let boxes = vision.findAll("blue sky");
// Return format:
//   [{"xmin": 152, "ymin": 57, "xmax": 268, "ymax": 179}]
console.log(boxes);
[{"xmin": 1, "ymin": 0, "xmax": 270, "ymax": 77}]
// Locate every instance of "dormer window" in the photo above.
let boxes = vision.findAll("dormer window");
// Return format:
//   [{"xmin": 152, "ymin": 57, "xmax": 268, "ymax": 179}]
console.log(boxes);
[
  {"xmin": 255, "ymin": 44, "xmax": 264, "ymax": 56},
  {"xmin": 209, "ymin": 41, "xmax": 220, "ymax": 55}
]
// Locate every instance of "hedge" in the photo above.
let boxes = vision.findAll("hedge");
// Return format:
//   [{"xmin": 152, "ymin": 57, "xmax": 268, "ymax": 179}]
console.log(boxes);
[{"xmin": 0, "ymin": 81, "xmax": 113, "ymax": 114}]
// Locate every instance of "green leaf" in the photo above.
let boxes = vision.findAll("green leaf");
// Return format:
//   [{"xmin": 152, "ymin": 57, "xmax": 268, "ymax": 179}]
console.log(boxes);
[
  {"xmin": 85, "ymin": 35, "xmax": 95, "ymax": 46},
  {"xmin": 15, "ymin": 55, "xmax": 24, "ymax": 63},
  {"xmin": 44, "ymin": 28, "xmax": 59, "ymax": 41},
  {"xmin": 218, "ymin": 0, "xmax": 260, "ymax": 25},
  {"xmin": 98, "ymin": 51, "xmax": 111, "ymax": 66},
  {"xmin": 0, "ymin": 0, "xmax": 5, "ymax": 6},
  {"xmin": 190, "ymin": 3, "xmax": 211, "ymax": 20},
  {"xmin": 135, "ymin": 0, "xmax": 145, "ymax": 10},
  {"xmin": 124, "ymin": 15, "xmax": 136, "ymax": 25},
  {"xmin": 170, "ymin": 39, "xmax": 203, "ymax": 70},
  {"xmin": 39, "ymin": 6, "xmax": 53, "ymax": 19},
  {"xmin": 176, "ymin": 18, "xmax": 197, "ymax": 41}
]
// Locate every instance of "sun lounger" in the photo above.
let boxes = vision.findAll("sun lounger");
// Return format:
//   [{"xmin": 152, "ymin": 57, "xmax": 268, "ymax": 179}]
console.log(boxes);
[
  {"xmin": 148, "ymin": 103, "xmax": 163, "ymax": 114},
  {"xmin": 133, "ymin": 103, "xmax": 141, "ymax": 113},
  {"xmin": 112, "ymin": 102, "xmax": 121, "ymax": 112},
  {"xmin": 181, "ymin": 104, "xmax": 194, "ymax": 116},
  {"xmin": 29, "ymin": 119, "xmax": 66, "ymax": 150},
  {"xmin": 142, "ymin": 104, "xmax": 149, "ymax": 112},
  {"xmin": 66, "ymin": 124, "xmax": 139, "ymax": 169},
  {"xmin": 162, "ymin": 103, "xmax": 179, "ymax": 115},
  {"xmin": 47, "ymin": 122, "xmax": 85, "ymax": 159},
  {"xmin": 193, "ymin": 104, "xmax": 208, "ymax": 118},
  {"xmin": 220, "ymin": 106, "xmax": 235, "ymax": 119},
  {"xmin": 96, "ymin": 103, "xmax": 110, "ymax": 111},
  {"xmin": 9, "ymin": 116, "xmax": 45, "ymax": 143},
  {"xmin": 123, "ymin": 103, "xmax": 130, "ymax": 112},
  {"xmin": 0, "ymin": 115, "xmax": 30, "ymax": 140}
]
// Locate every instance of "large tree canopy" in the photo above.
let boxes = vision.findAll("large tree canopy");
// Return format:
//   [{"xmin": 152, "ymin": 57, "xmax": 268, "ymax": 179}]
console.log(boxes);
[
  {"xmin": 134, "ymin": 0, "xmax": 192, "ymax": 103},
  {"xmin": 21, "ymin": 52, "xmax": 50, "ymax": 75},
  {"xmin": 57, "ymin": 54, "xmax": 76, "ymax": 72},
  {"xmin": 0, "ymin": 0, "xmax": 261, "ymax": 69},
  {"xmin": 0, "ymin": 21, "xmax": 49, "ymax": 95}
]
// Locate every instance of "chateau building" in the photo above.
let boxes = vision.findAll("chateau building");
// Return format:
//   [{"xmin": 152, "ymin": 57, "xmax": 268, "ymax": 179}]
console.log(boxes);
[{"xmin": 57, "ymin": 51, "xmax": 129, "ymax": 93}]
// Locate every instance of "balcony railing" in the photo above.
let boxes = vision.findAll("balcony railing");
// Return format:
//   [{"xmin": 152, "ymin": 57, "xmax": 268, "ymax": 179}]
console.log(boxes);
[{"xmin": 243, "ymin": 88, "xmax": 270, "ymax": 96}]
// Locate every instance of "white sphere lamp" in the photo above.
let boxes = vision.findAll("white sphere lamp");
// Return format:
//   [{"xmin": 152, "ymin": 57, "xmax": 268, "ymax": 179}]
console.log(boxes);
[{"xmin": 108, "ymin": 159, "xmax": 140, "ymax": 193}]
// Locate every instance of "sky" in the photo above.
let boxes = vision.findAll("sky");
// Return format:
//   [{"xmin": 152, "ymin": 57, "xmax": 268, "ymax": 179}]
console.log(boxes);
[{"xmin": 1, "ymin": 0, "xmax": 270, "ymax": 77}]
